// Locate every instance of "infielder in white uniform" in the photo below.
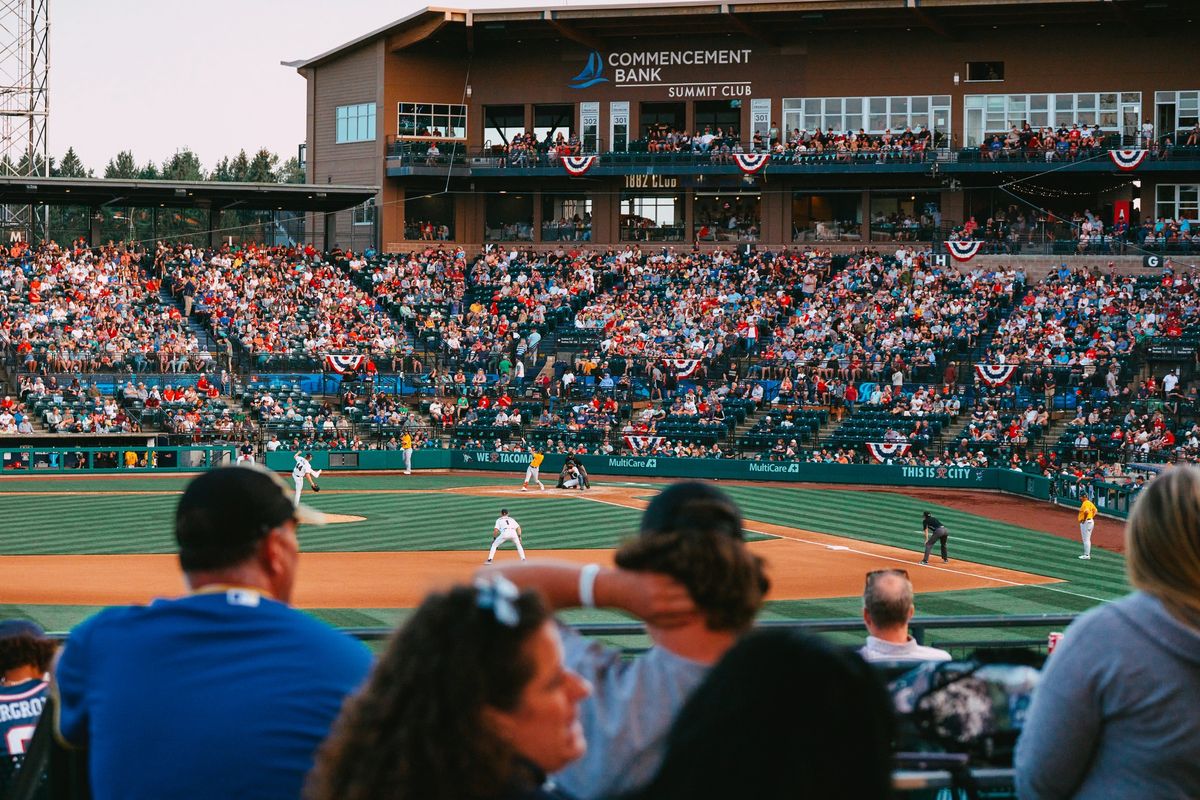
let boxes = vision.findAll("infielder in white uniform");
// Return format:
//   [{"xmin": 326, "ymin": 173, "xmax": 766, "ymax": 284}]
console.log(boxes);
[
  {"xmin": 485, "ymin": 508, "xmax": 526, "ymax": 563},
  {"xmin": 292, "ymin": 451, "xmax": 322, "ymax": 505}
]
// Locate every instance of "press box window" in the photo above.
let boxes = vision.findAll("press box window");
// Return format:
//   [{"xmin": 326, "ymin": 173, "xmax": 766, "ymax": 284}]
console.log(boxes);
[
  {"xmin": 336, "ymin": 103, "xmax": 377, "ymax": 144},
  {"xmin": 353, "ymin": 200, "xmax": 376, "ymax": 227},
  {"xmin": 966, "ymin": 62, "xmax": 1004, "ymax": 82}
]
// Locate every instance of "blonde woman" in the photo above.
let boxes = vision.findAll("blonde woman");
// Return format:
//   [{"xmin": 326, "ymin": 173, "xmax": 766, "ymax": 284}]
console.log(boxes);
[{"xmin": 1016, "ymin": 466, "xmax": 1200, "ymax": 799}]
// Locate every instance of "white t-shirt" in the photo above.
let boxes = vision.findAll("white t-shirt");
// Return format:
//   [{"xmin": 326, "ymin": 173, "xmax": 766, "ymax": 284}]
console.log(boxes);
[
  {"xmin": 494, "ymin": 515, "xmax": 520, "ymax": 536},
  {"xmin": 1164, "ymin": 372, "xmax": 1179, "ymax": 393}
]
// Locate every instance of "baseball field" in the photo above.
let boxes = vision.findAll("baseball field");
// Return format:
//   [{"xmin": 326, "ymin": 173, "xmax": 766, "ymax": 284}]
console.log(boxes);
[{"xmin": 0, "ymin": 471, "xmax": 1128, "ymax": 648}]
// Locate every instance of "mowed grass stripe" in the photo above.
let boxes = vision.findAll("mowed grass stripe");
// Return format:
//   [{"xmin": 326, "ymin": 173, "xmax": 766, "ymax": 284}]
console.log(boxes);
[
  {"xmin": 0, "ymin": 473, "xmax": 522, "ymax": 494},
  {"xmin": 0, "ymin": 491, "xmax": 641, "ymax": 554}
]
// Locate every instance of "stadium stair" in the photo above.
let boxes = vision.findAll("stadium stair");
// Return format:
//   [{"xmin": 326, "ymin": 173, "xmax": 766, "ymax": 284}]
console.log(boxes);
[{"xmin": 158, "ymin": 287, "xmax": 223, "ymax": 355}]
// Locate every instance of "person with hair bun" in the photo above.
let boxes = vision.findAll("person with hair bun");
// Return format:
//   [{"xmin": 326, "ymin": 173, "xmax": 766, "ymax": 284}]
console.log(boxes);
[
  {"xmin": 306, "ymin": 578, "xmax": 591, "ymax": 800},
  {"xmin": 484, "ymin": 481, "xmax": 770, "ymax": 800},
  {"xmin": 1016, "ymin": 465, "xmax": 1200, "ymax": 799}
]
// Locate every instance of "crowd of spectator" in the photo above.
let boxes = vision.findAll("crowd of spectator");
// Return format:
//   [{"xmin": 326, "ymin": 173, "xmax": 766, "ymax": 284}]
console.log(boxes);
[
  {"xmin": 160, "ymin": 242, "xmax": 406, "ymax": 368},
  {"xmin": 0, "ymin": 241, "xmax": 210, "ymax": 374}
]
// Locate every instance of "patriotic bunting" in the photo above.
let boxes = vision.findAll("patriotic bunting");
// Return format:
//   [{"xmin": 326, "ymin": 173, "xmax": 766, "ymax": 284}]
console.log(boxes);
[
  {"xmin": 624, "ymin": 435, "xmax": 664, "ymax": 452},
  {"xmin": 325, "ymin": 354, "xmax": 367, "ymax": 374},
  {"xmin": 866, "ymin": 442, "xmax": 912, "ymax": 462},
  {"xmin": 946, "ymin": 240, "xmax": 984, "ymax": 262},
  {"xmin": 974, "ymin": 364, "xmax": 1018, "ymax": 387},
  {"xmin": 732, "ymin": 152, "xmax": 770, "ymax": 175},
  {"xmin": 1109, "ymin": 149, "xmax": 1148, "ymax": 171},
  {"xmin": 562, "ymin": 155, "xmax": 598, "ymax": 177},
  {"xmin": 663, "ymin": 358, "xmax": 703, "ymax": 378}
]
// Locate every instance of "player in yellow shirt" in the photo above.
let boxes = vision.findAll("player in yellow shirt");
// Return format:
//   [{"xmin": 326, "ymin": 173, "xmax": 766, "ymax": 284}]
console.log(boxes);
[
  {"xmin": 1077, "ymin": 496, "xmax": 1098, "ymax": 560},
  {"xmin": 522, "ymin": 447, "xmax": 545, "ymax": 491},
  {"xmin": 401, "ymin": 431, "xmax": 414, "ymax": 475}
]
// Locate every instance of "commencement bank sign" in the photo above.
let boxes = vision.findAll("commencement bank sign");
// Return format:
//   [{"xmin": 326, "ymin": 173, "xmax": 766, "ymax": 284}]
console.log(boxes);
[{"xmin": 570, "ymin": 48, "xmax": 753, "ymax": 97}]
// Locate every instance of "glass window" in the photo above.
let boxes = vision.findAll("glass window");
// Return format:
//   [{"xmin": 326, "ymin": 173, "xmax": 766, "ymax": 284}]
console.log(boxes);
[
  {"xmin": 336, "ymin": 103, "xmax": 376, "ymax": 144},
  {"xmin": 353, "ymin": 200, "xmax": 375, "ymax": 227},
  {"xmin": 542, "ymin": 195, "xmax": 593, "ymax": 242},
  {"xmin": 694, "ymin": 193, "xmax": 762, "ymax": 243},
  {"xmin": 620, "ymin": 195, "xmax": 684, "ymax": 242},
  {"xmin": 396, "ymin": 102, "xmax": 467, "ymax": 140},
  {"xmin": 966, "ymin": 61, "xmax": 1004, "ymax": 82},
  {"xmin": 1155, "ymin": 185, "xmax": 1200, "ymax": 221}
]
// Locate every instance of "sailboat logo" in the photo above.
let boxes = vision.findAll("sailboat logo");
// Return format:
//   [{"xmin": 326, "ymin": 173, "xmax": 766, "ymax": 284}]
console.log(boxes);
[{"xmin": 570, "ymin": 51, "xmax": 608, "ymax": 89}]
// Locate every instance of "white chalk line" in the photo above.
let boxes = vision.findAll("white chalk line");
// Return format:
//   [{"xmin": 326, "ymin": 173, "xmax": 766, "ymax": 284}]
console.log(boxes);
[{"xmin": 575, "ymin": 493, "xmax": 1110, "ymax": 603}]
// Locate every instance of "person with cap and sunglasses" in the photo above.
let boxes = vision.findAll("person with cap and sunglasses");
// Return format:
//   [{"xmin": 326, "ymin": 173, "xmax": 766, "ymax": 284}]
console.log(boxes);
[
  {"xmin": 0, "ymin": 619, "xmax": 57, "ymax": 758},
  {"xmin": 482, "ymin": 481, "xmax": 769, "ymax": 800},
  {"xmin": 52, "ymin": 464, "xmax": 373, "ymax": 800}
]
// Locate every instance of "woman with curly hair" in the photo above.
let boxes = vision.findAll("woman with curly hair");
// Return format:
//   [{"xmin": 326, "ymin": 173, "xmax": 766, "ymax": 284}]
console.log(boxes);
[{"xmin": 306, "ymin": 578, "xmax": 591, "ymax": 800}]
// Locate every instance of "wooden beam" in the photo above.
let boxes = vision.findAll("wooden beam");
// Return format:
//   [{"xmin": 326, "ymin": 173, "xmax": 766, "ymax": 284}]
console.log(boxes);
[
  {"xmin": 546, "ymin": 18, "xmax": 606, "ymax": 52},
  {"xmin": 911, "ymin": 4, "xmax": 953, "ymax": 38},
  {"xmin": 388, "ymin": 11, "xmax": 450, "ymax": 53},
  {"xmin": 724, "ymin": 9, "xmax": 781, "ymax": 46}
]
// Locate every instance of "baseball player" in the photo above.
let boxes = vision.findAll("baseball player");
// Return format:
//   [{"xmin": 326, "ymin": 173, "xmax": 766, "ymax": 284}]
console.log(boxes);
[
  {"xmin": 401, "ymin": 431, "xmax": 414, "ymax": 475},
  {"xmin": 919, "ymin": 511, "xmax": 950, "ymax": 565},
  {"xmin": 522, "ymin": 447, "xmax": 545, "ymax": 491},
  {"xmin": 485, "ymin": 508, "xmax": 526, "ymax": 563},
  {"xmin": 1077, "ymin": 496, "xmax": 1098, "ymax": 559},
  {"xmin": 292, "ymin": 451, "xmax": 322, "ymax": 505}
]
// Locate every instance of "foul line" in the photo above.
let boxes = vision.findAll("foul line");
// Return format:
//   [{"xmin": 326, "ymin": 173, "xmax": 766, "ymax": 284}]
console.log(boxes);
[{"xmin": 575, "ymin": 492, "xmax": 1110, "ymax": 603}]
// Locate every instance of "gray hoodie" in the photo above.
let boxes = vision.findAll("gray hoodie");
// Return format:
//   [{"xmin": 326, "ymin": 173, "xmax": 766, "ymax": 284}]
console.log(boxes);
[{"xmin": 1015, "ymin": 591, "xmax": 1200, "ymax": 799}]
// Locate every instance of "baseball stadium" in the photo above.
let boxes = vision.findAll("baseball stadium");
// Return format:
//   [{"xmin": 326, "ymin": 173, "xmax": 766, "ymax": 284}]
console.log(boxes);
[{"xmin": 2, "ymin": 0, "xmax": 1200, "ymax": 797}]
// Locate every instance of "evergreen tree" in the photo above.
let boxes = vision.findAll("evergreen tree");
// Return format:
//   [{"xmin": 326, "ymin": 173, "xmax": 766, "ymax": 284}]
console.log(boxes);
[
  {"xmin": 104, "ymin": 150, "xmax": 140, "ymax": 179},
  {"xmin": 278, "ymin": 156, "xmax": 306, "ymax": 184},
  {"xmin": 246, "ymin": 147, "xmax": 279, "ymax": 183},
  {"xmin": 54, "ymin": 147, "xmax": 91, "ymax": 178},
  {"xmin": 160, "ymin": 148, "xmax": 205, "ymax": 181}
]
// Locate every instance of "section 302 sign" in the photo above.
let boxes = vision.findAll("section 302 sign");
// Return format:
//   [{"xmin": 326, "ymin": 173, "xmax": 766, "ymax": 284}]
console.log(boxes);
[{"xmin": 570, "ymin": 48, "xmax": 754, "ymax": 97}]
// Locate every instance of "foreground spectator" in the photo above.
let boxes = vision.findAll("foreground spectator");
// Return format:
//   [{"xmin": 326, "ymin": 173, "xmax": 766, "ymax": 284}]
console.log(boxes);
[
  {"xmin": 1015, "ymin": 465, "xmax": 1200, "ymax": 799},
  {"xmin": 621, "ymin": 629, "xmax": 894, "ymax": 800},
  {"xmin": 859, "ymin": 568, "xmax": 952, "ymax": 663},
  {"xmin": 53, "ymin": 465, "xmax": 373, "ymax": 800},
  {"xmin": 0, "ymin": 620, "xmax": 56, "ymax": 758},
  {"xmin": 488, "ymin": 481, "xmax": 769, "ymax": 799},
  {"xmin": 306, "ymin": 579, "xmax": 590, "ymax": 800}
]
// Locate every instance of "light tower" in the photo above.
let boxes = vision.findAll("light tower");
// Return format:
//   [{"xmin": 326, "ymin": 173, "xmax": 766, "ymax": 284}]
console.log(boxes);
[{"xmin": 0, "ymin": 0, "xmax": 48, "ymax": 242}]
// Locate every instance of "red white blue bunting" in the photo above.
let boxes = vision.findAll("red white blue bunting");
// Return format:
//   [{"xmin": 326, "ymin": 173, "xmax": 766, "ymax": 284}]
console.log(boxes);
[
  {"xmin": 732, "ymin": 152, "xmax": 770, "ymax": 175},
  {"xmin": 623, "ymin": 435, "xmax": 663, "ymax": 452},
  {"xmin": 562, "ymin": 155, "xmax": 598, "ymax": 177},
  {"xmin": 325, "ymin": 354, "xmax": 367, "ymax": 374},
  {"xmin": 663, "ymin": 358, "xmax": 703, "ymax": 378},
  {"xmin": 866, "ymin": 442, "xmax": 912, "ymax": 462},
  {"xmin": 974, "ymin": 364, "xmax": 1018, "ymax": 387},
  {"xmin": 945, "ymin": 240, "xmax": 984, "ymax": 262},
  {"xmin": 1109, "ymin": 149, "xmax": 1148, "ymax": 171}
]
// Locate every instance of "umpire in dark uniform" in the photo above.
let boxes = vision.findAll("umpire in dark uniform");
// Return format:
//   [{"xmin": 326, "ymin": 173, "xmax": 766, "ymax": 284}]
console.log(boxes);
[{"xmin": 920, "ymin": 511, "xmax": 950, "ymax": 565}]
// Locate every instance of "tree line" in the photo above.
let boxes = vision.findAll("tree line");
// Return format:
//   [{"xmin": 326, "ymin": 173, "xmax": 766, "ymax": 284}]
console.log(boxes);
[{"xmin": 29, "ymin": 146, "xmax": 305, "ymax": 184}]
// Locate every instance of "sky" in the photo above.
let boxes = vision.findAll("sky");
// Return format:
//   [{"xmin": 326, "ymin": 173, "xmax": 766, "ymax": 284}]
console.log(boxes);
[{"xmin": 51, "ymin": 0, "xmax": 630, "ymax": 174}]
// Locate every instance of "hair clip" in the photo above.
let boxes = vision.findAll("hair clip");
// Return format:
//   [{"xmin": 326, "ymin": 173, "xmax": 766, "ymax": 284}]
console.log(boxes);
[{"xmin": 474, "ymin": 575, "xmax": 521, "ymax": 627}]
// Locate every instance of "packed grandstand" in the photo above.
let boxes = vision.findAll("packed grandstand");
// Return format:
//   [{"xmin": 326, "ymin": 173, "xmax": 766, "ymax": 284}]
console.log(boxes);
[{"xmin": 2, "ymin": 237, "xmax": 1195, "ymax": 497}]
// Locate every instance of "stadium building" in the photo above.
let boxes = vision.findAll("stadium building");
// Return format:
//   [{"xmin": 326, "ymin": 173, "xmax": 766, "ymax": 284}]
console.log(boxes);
[{"xmin": 290, "ymin": 0, "xmax": 1199, "ymax": 254}]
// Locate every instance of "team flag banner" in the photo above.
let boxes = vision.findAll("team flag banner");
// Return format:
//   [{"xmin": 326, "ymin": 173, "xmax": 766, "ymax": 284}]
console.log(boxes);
[
  {"xmin": 866, "ymin": 442, "xmax": 912, "ymax": 462},
  {"xmin": 1109, "ymin": 149, "xmax": 1148, "ymax": 171},
  {"xmin": 562, "ymin": 155, "xmax": 598, "ymax": 176},
  {"xmin": 975, "ymin": 364, "xmax": 1018, "ymax": 387},
  {"xmin": 325, "ymin": 354, "xmax": 367, "ymax": 374},
  {"xmin": 945, "ymin": 240, "xmax": 984, "ymax": 262},
  {"xmin": 732, "ymin": 152, "xmax": 770, "ymax": 175},
  {"xmin": 663, "ymin": 358, "xmax": 703, "ymax": 378},
  {"xmin": 623, "ymin": 435, "xmax": 664, "ymax": 452}
]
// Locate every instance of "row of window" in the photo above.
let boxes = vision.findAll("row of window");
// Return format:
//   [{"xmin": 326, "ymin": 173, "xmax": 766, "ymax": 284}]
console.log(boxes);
[{"xmin": 336, "ymin": 90, "xmax": 1200, "ymax": 150}]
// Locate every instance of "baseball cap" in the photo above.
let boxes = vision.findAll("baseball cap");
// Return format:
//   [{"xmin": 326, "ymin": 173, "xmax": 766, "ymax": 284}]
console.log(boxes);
[
  {"xmin": 176, "ymin": 464, "xmax": 325, "ymax": 567},
  {"xmin": 0, "ymin": 619, "xmax": 46, "ymax": 642}
]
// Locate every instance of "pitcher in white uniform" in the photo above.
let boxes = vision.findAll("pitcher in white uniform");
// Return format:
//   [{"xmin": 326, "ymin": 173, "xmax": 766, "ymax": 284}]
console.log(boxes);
[
  {"xmin": 292, "ymin": 451, "xmax": 322, "ymax": 505},
  {"xmin": 486, "ymin": 508, "xmax": 526, "ymax": 563}
]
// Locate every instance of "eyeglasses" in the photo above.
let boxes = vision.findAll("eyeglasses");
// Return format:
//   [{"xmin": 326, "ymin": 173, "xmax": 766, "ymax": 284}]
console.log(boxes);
[{"xmin": 865, "ymin": 568, "xmax": 909, "ymax": 585}]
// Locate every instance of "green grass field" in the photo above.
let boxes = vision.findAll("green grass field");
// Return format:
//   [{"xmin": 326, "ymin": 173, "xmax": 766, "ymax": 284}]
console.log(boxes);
[{"xmin": 0, "ymin": 472, "xmax": 1129, "ymax": 650}]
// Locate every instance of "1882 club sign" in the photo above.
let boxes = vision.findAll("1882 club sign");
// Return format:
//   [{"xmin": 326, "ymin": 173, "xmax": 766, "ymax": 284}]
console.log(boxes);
[{"xmin": 570, "ymin": 47, "xmax": 754, "ymax": 97}]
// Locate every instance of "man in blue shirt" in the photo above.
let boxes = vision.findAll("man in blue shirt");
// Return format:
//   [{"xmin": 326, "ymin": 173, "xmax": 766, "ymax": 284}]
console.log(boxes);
[{"xmin": 53, "ymin": 465, "xmax": 373, "ymax": 800}]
